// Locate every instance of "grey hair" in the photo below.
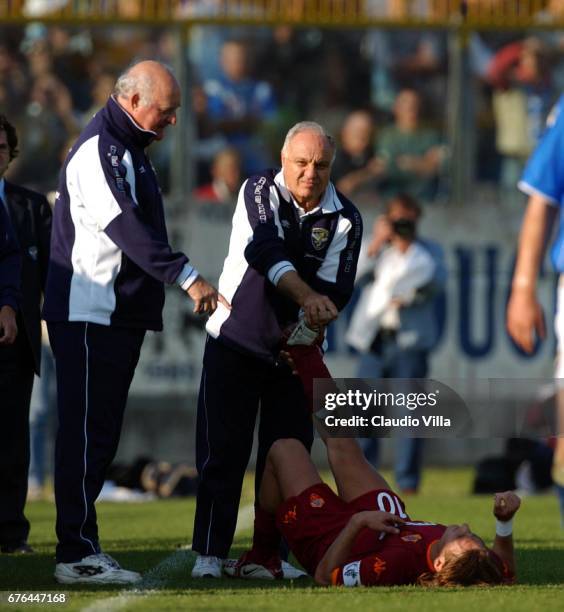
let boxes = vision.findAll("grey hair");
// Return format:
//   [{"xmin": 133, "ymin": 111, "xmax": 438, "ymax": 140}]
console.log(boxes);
[
  {"xmin": 114, "ymin": 60, "xmax": 174, "ymax": 107},
  {"xmin": 281, "ymin": 121, "xmax": 336, "ymax": 162}
]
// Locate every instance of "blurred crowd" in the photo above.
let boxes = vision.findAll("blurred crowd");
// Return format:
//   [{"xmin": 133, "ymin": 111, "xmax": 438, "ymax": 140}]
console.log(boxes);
[
  {"xmin": 14, "ymin": 0, "xmax": 564, "ymax": 22},
  {"xmin": 2, "ymin": 16, "xmax": 563, "ymax": 503},
  {"xmin": 0, "ymin": 22, "xmax": 563, "ymax": 207}
]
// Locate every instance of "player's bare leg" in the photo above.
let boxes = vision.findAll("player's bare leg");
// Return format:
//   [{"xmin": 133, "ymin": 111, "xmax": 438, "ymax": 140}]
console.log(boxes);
[
  {"xmin": 310, "ymin": 408, "xmax": 391, "ymax": 501},
  {"xmin": 224, "ymin": 439, "xmax": 321, "ymax": 580},
  {"xmin": 323, "ymin": 436, "xmax": 392, "ymax": 502},
  {"xmin": 259, "ymin": 438, "xmax": 322, "ymax": 512},
  {"xmin": 259, "ymin": 436, "xmax": 391, "ymax": 507},
  {"xmin": 553, "ymin": 390, "xmax": 564, "ymax": 527},
  {"xmin": 280, "ymin": 344, "xmax": 392, "ymax": 501},
  {"xmin": 553, "ymin": 390, "xmax": 564, "ymax": 486}
]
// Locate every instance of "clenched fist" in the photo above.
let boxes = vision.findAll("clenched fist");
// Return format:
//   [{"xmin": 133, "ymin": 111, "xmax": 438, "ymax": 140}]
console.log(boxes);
[{"xmin": 493, "ymin": 491, "xmax": 521, "ymax": 522}]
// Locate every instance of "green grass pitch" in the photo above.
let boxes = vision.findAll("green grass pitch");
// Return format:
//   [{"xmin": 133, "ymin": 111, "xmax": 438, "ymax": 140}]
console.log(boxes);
[{"xmin": 0, "ymin": 468, "xmax": 562, "ymax": 611}]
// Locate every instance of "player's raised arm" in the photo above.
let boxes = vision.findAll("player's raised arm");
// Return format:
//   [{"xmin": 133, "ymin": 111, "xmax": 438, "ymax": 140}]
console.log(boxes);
[{"xmin": 491, "ymin": 491, "xmax": 521, "ymax": 579}]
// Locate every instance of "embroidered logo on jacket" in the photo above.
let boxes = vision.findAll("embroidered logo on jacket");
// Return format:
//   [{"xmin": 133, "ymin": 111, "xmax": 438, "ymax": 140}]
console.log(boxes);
[{"xmin": 311, "ymin": 227, "xmax": 329, "ymax": 250}]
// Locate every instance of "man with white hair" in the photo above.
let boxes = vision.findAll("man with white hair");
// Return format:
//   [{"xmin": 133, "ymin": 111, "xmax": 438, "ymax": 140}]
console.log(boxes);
[
  {"xmin": 191, "ymin": 121, "xmax": 363, "ymax": 579},
  {"xmin": 43, "ymin": 60, "xmax": 224, "ymax": 584}
]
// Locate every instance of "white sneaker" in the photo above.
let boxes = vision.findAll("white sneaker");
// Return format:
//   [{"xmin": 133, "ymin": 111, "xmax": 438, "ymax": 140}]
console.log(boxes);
[
  {"xmin": 54, "ymin": 553, "xmax": 141, "ymax": 585},
  {"xmin": 223, "ymin": 555, "xmax": 307, "ymax": 580},
  {"xmin": 191, "ymin": 555, "xmax": 223, "ymax": 578},
  {"xmin": 281, "ymin": 560, "xmax": 308, "ymax": 579}
]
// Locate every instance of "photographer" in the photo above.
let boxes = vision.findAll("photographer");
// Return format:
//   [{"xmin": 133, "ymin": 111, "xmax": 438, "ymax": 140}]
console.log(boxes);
[{"xmin": 346, "ymin": 193, "xmax": 445, "ymax": 493}]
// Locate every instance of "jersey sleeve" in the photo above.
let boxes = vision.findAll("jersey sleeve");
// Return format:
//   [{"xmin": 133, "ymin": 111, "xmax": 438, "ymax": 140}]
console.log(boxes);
[
  {"xmin": 330, "ymin": 549, "xmax": 410, "ymax": 587},
  {"xmin": 67, "ymin": 134, "xmax": 190, "ymax": 286},
  {"xmin": 242, "ymin": 174, "xmax": 295, "ymax": 278},
  {"xmin": 518, "ymin": 96, "xmax": 564, "ymax": 206}
]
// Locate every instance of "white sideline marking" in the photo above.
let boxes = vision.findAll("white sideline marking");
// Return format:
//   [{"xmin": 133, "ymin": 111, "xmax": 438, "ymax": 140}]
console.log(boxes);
[
  {"xmin": 80, "ymin": 503, "xmax": 254, "ymax": 612},
  {"xmin": 81, "ymin": 593, "xmax": 139, "ymax": 612}
]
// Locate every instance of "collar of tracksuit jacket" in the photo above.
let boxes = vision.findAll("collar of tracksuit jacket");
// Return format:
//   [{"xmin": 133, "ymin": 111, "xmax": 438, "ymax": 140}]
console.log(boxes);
[{"xmin": 102, "ymin": 95, "xmax": 157, "ymax": 150}]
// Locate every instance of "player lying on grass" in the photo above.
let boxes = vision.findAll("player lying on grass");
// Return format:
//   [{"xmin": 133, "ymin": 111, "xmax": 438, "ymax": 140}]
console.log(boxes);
[
  {"xmin": 226, "ymin": 435, "xmax": 520, "ymax": 586},
  {"xmin": 224, "ymin": 325, "xmax": 521, "ymax": 586}
]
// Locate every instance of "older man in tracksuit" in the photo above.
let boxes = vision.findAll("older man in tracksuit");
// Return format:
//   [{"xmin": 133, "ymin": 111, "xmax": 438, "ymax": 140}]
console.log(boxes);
[
  {"xmin": 191, "ymin": 121, "xmax": 363, "ymax": 579},
  {"xmin": 43, "ymin": 61, "xmax": 221, "ymax": 585}
]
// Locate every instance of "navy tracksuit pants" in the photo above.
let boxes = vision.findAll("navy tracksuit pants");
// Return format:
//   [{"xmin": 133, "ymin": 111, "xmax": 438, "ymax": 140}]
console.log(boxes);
[
  {"xmin": 48, "ymin": 321, "xmax": 145, "ymax": 563},
  {"xmin": 192, "ymin": 336, "xmax": 314, "ymax": 558},
  {"xmin": 0, "ymin": 320, "xmax": 34, "ymax": 549}
]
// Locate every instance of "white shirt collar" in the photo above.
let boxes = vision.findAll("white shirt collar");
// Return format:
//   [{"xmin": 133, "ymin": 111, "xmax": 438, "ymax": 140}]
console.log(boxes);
[{"xmin": 274, "ymin": 170, "xmax": 343, "ymax": 216}]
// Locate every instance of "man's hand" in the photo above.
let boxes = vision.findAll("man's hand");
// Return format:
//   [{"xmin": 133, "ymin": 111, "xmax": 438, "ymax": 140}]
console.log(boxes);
[
  {"xmin": 367, "ymin": 215, "xmax": 392, "ymax": 257},
  {"xmin": 186, "ymin": 275, "xmax": 230, "ymax": 315},
  {"xmin": 301, "ymin": 292, "xmax": 338, "ymax": 328},
  {"xmin": 506, "ymin": 289, "xmax": 545, "ymax": 353},
  {"xmin": 285, "ymin": 319, "xmax": 323, "ymax": 346},
  {"xmin": 276, "ymin": 271, "xmax": 338, "ymax": 328},
  {"xmin": 493, "ymin": 491, "xmax": 521, "ymax": 522},
  {"xmin": 278, "ymin": 350, "xmax": 298, "ymax": 375},
  {"xmin": 357, "ymin": 510, "xmax": 404, "ymax": 535},
  {"xmin": 0, "ymin": 305, "xmax": 18, "ymax": 345},
  {"xmin": 314, "ymin": 509, "xmax": 403, "ymax": 585}
]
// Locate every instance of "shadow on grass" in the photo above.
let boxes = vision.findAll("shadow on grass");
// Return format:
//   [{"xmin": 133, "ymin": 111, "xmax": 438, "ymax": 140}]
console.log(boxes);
[
  {"xmin": 515, "ymin": 548, "xmax": 564, "ymax": 585},
  {"xmin": 2, "ymin": 545, "xmax": 561, "ymax": 593},
  {"xmin": 0, "ymin": 545, "xmax": 313, "ymax": 593}
]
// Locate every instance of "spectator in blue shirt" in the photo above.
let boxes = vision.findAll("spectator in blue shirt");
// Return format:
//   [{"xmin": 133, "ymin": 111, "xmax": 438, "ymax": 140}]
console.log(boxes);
[{"xmin": 203, "ymin": 40, "xmax": 277, "ymax": 175}]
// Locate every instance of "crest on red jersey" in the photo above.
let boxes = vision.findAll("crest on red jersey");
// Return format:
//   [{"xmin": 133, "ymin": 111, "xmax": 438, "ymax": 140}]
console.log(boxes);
[
  {"xmin": 309, "ymin": 493, "xmax": 325, "ymax": 508},
  {"xmin": 281, "ymin": 505, "xmax": 297, "ymax": 525},
  {"xmin": 401, "ymin": 533, "xmax": 422, "ymax": 543},
  {"xmin": 372, "ymin": 557, "xmax": 387, "ymax": 577}
]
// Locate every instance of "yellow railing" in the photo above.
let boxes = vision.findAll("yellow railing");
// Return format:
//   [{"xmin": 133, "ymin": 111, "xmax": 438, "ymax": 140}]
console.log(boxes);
[{"xmin": 0, "ymin": 0, "xmax": 563, "ymax": 28}]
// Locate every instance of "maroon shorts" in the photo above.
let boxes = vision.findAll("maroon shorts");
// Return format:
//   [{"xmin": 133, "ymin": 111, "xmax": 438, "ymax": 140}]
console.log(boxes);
[{"xmin": 275, "ymin": 483, "xmax": 408, "ymax": 576}]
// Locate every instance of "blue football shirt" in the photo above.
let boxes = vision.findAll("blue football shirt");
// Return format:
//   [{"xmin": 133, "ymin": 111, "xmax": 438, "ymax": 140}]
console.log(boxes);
[{"xmin": 519, "ymin": 94, "xmax": 564, "ymax": 272}]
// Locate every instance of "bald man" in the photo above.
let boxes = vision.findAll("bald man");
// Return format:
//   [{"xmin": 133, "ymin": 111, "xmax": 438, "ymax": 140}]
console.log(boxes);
[
  {"xmin": 191, "ymin": 122, "xmax": 362, "ymax": 579},
  {"xmin": 43, "ymin": 60, "xmax": 225, "ymax": 584}
]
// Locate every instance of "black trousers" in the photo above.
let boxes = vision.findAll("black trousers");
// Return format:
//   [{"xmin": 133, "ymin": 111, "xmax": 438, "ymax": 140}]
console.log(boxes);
[
  {"xmin": 192, "ymin": 336, "xmax": 314, "ymax": 558},
  {"xmin": 0, "ymin": 325, "xmax": 34, "ymax": 549},
  {"xmin": 48, "ymin": 321, "xmax": 145, "ymax": 563}
]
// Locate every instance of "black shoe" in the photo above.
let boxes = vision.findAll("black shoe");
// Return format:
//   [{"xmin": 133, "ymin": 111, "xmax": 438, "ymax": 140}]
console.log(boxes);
[{"xmin": 1, "ymin": 541, "xmax": 35, "ymax": 554}]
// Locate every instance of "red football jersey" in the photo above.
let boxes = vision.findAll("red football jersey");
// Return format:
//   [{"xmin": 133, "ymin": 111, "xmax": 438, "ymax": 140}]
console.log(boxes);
[
  {"xmin": 276, "ymin": 483, "xmax": 425, "ymax": 579},
  {"xmin": 331, "ymin": 521, "xmax": 446, "ymax": 586},
  {"xmin": 277, "ymin": 483, "xmax": 512, "ymax": 586}
]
